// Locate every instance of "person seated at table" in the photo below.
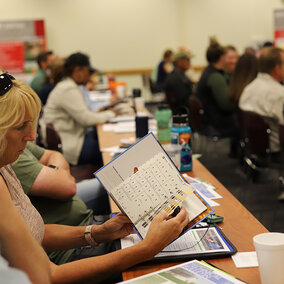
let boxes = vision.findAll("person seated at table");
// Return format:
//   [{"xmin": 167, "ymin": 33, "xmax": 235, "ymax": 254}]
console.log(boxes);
[
  {"xmin": 30, "ymin": 51, "xmax": 55, "ymax": 95},
  {"xmin": 164, "ymin": 48, "xmax": 194, "ymax": 113},
  {"xmin": 244, "ymin": 46, "xmax": 256, "ymax": 55},
  {"xmin": 0, "ymin": 182, "xmax": 51, "ymax": 284},
  {"xmin": 228, "ymin": 53, "xmax": 258, "ymax": 107},
  {"xmin": 239, "ymin": 47, "xmax": 284, "ymax": 164},
  {"xmin": 196, "ymin": 37, "xmax": 239, "ymax": 157},
  {"xmin": 196, "ymin": 38, "xmax": 238, "ymax": 134},
  {"xmin": 0, "ymin": 72, "xmax": 189, "ymax": 283},
  {"xmin": 11, "ymin": 141, "xmax": 112, "ymax": 265},
  {"xmin": 223, "ymin": 45, "xmax": 239, "ymax": 84},
  {"xmin": 152, "ymin": 49, "xmax": 174, "ymax": 92},
  {"xmin": 42, "ymin": 52, "xmax": 115, "ymax": 167},
  {"xmin": 11, "ymin": 141, "xmax": 111, "ymax": 214},
  {"xmin": 39, "ymin": 57, "xmax": 64, "ymax": 106}
]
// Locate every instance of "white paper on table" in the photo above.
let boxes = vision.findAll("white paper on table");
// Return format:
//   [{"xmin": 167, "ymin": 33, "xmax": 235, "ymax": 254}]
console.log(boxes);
[
  {"xmin": 101, "ymin": 146, "xmax": 126, "ymax": 158},
  {"xmin": 232, "ymin": 252, "xmax": 259, "ymax": 268},
  {"xmin": 109, "ymin": 115, "xmax": 135, "ymax": 123},
  {"xmin": 102, "ymin": 124, "xmax": 115, "ymax": 131},
  {"xmin": 89, "ymin": 90, "xmax": 112, "ymax": 101},
  {"xmin": 184, "ymin": 174, "xmax": 217, "ymax": 191},
  {"xmin": 101, "ymin": 146, "xmax": 121, "ymax": 153},
  {"xmin": 183, "ymin": 174, "xmax": 221, "ymax": 200},
  {"xmin": 204, "ymin": 198, "xmax": 220, "ymax": 207},
  {"xmin": 113, "ymin": 122, "xmax": 135, "ymax": 133},
  {"xmin": 192, "ymin": 183, "xmax": 222, "ymax": 200}
]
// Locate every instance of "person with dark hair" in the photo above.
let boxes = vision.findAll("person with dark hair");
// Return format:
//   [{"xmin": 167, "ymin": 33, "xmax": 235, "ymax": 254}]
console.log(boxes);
[
  {"xmin": 39, "ymin": 58, "xmax": 65, "ymax": 105},
  {"xmin": 244, "ymin": 46, "xmax": 256, "ymax": 55},
  {"xmin": 229, "ymin": 53, "xmax": 258, "ymax": 106},
  {"xmin": 164, "ymin": 49, "xmax": 194, "ymax": 112},
  {"xmin": 239, "ymin": 47, "xmax": 284, "ymax": 172},
  {"xmin": 262, "ymin": 41, "xmax": 273, "ymax": 48},
  {"xmin": 42, "ymin": 52, "xmax": 115, "ymax": 167},
  {"xmin": 154, "ymin": 49, "xmax": 174, "ymax": 92},
  {"xmin": 196, "ymin": 38, "xmax": 237, "ymax": 135},
  {"xmin": 224, "ymin": 45, "xmax": 239, "ymax": 83},
  {"xmin": 30, "ymin": 51, "xmax": 54, "ymax": 94}
]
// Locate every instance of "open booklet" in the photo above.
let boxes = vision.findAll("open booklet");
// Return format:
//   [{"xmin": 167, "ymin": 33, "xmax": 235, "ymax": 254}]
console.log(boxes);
[
  {"xmin": 95, "ymin": 132, "xmax": 214, "ymax": 239},
  {"xmin": 121, "ymin": 224, "xmax": 237, "ymax": 262},
  {"xmin": 120, "ymin": 259, "xmax": 245, "ymax": 284}
]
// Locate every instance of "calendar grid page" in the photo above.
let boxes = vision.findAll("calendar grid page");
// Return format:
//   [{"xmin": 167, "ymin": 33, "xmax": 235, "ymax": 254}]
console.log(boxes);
[{"xmin": 110, "ymin": 152, "xmax": 191, "ymax": 238}]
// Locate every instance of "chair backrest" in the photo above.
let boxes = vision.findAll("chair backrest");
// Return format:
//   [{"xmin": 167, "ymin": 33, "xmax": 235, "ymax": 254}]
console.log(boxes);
[
  {"xmin": 141, "ymin": 74, "xmax": 156, "ymax": 94},
  {"xmin": 46, "ymin": 123, "xmax": 62, "ymax": 152},
  {"xmin": 188, "ymin": 96, "xmax": 204, "ymax": 132},
  {"xmin": 279, "ymin": 124, "xmax": 284, "ymax": 161},
  {"xmin": 241, "ymin": 110, "xmax": 270, "ymax": 156},
  {"xmin": 236, "ymin": 107, "xmax": 245, "ymax": 137}
]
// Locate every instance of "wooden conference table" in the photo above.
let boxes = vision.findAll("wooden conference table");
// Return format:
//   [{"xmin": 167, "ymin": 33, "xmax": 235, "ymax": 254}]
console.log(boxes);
[{"xmin": 97, "ymin": 124, "xmax": 267, "ymax": 284}]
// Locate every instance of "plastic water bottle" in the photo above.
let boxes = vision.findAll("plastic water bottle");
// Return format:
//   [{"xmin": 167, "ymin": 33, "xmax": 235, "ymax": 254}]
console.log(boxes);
[
  {"xmin": 155, "ymin": 105, "xmax": 172, "ymax": 144},
  {"xmin": 171, "ymin": 110, "xmax": 192, "ymax": 171}
]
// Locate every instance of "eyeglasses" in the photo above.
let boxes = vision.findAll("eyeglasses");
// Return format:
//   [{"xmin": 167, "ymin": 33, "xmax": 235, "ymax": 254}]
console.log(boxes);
[{"xmin": 0, "ymin": 72, "xmax": 15, "ymax": 96}]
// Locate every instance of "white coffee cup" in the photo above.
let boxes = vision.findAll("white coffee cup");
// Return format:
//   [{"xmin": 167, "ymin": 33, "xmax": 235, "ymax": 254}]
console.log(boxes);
[
  {"xmin": 116, "ymin": 85, "xmax": 125, "ymax": 99},
  {"xmin": 253, "ymin": 232, "xmax": 284, "ymax": 284}
]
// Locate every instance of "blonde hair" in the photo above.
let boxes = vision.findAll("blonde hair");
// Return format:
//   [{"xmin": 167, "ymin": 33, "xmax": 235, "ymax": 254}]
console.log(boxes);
[{"xmin": 0, "ymin": 79, "xmax": 41, "ymax": 157}]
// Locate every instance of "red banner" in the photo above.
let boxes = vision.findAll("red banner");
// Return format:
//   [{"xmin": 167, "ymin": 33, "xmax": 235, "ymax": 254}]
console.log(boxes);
[{"xmin": 0, "ymin": 41, "xmax": 24, "ymax": 73}]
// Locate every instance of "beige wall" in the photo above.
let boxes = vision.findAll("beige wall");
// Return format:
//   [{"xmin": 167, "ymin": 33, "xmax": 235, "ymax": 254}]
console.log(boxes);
[
  {"xmin": 0, "ymin": 0, "xmax": 182, "ymax": 70},
  {"xmin": 1, "ymin": 0, "xmax": 284, "ymax": 94},
  {"xmin": 1, "ymin": 0, "xmax": 284, "ymax": 67},
  {"xmin": 181, "ymin": 0, "xmax": 284, "ymax": 66}
]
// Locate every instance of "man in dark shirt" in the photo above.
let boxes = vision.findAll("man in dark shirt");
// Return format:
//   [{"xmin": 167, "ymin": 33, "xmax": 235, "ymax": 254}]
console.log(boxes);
[{"xmin": 164, "ymin": 50, "xmax": 193, "ymax": 113}]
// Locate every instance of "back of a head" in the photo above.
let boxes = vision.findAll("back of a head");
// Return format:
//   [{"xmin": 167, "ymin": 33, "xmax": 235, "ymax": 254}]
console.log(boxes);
[
  {"xmin": 64, "ymin": 52, "xmax": 91, "ymax": 76},
  {"xmin": 262, "ymin": 41, "xmax": 273, "ymax": 48},
  {"xmin": 49, "ymin": 58, "xmax": 64, "ymax": 86},
  {"xmin": 228, "ymin": 53, "xmax": 258, "ymax": 103},
  {"xmin": 36, "ymin": 51, "xmax": 53, "ymax": 68},
  {"xmin": 259, "ymin": 47, "xmax": 283, "ymax": 74},
  {"xmin": 0, "ymin": 72, "xmax": 41, "ymax": 156},
  {"xmin": 163, "ymin": 49, "xmax": 173, "ymax": 60},
  {"xmin": 173, "ymin": 49, "xmax": 193, "ymax": 66},
  {"xmin": 206, "ymin": 37, "xmax": 225, "ymax": 64}
]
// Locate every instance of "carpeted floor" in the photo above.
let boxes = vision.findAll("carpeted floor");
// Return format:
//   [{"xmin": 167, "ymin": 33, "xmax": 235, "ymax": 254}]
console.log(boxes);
[{"xmin": 195, "ymin": 136, "xmax": 284, "ymax": 233}]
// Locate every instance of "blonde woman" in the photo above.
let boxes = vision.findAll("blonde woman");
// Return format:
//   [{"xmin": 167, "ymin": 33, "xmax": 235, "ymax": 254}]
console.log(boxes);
[{"xmin": 0, "ymin": 72, "xmax": 189, "ymax": 283}]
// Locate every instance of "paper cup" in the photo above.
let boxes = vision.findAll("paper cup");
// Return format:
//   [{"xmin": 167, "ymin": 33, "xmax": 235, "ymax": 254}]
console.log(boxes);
[{"xmin": 253, "ymin": 232, "xmax": 284, "ymax": 284}]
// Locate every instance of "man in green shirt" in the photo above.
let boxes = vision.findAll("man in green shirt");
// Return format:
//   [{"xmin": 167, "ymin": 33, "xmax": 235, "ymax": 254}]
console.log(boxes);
[
  {"xmin": 11, "ymin": 142, "xmax": 111, "ymax": 264},
  {"xmin": 30, "ymin": 51, "xmax": 54, "ymax": 94}
]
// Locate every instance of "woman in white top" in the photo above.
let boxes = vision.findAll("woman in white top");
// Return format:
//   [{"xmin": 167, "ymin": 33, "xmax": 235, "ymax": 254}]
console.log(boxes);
[{"xmin": 0, "ymin": 72, "xmax": 189, "ymax": 283}]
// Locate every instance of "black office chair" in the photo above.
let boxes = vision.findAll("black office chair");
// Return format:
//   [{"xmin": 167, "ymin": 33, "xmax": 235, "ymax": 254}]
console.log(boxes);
[
  {"xmin": 277, "ymin": 124, "xmax": 284, "ymax": 199},
  {"xmin": 188, "ymin": 96, "xmax": 228, "ymax": 155},
  {"xmin": 45, "ymin": 123, "xmax": 98, "ymax": 182},
  {"xmin": 241, "ymin": 110, "xmax": 273, "ymax": 181},
  {"xmin": 188, "ymin": 96, "xmax": 204, "ymax": 133},
  {"xmin": 46, "ymin": 123, "xmax": 62, "ymax": 152}
]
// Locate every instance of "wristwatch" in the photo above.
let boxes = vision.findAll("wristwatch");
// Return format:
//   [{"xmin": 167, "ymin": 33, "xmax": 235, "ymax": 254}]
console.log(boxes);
[{"xmin": 84, "ymin": 225, "xmax": 99, "ymax": 247}]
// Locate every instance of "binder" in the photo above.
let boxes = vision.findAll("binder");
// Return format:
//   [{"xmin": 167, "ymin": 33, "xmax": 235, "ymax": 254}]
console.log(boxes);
[
  {"xmin": 95, "ymin": 132, "xmax": 214, "ymax": 240},
  {"xmin": 118, "ymin": 224, "xmax": 237, "ymax": 264},
  {"xmin": 151, "ymin": 224, "xmax": 237, "ymax": 263}
]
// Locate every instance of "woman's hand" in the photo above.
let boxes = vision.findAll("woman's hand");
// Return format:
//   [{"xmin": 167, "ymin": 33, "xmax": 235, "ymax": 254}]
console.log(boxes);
[
  {"xmin": 91, "ymin": 213, "xmax": 134, "ymax": 243},
  {"xmin": 142, "ymin": 207, "xmax": 189, "ymax": 255}
]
